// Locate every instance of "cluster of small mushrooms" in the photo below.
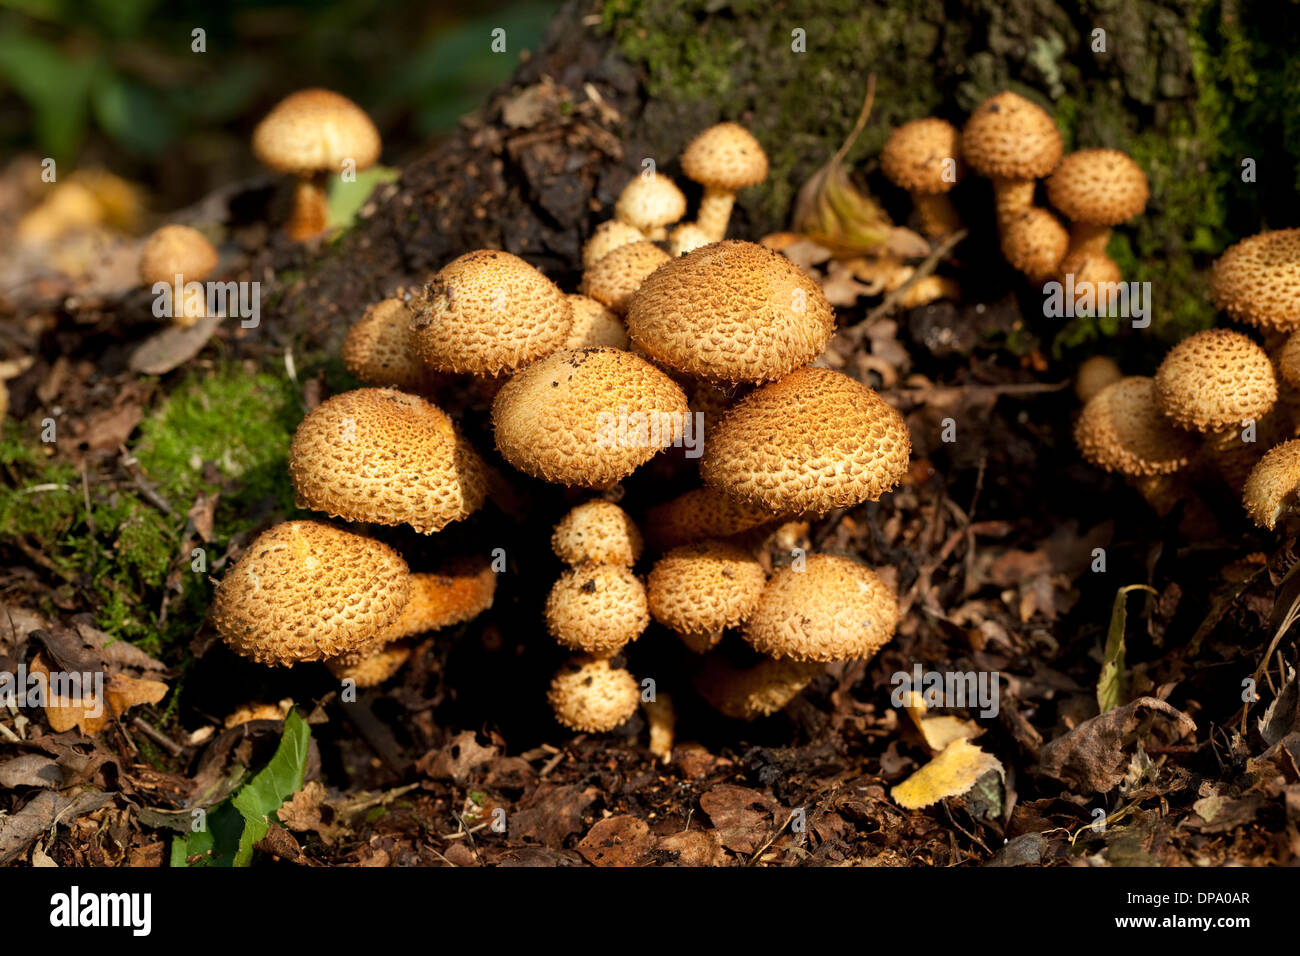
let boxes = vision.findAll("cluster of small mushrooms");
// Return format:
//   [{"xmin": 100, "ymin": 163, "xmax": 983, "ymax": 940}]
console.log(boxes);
[{"xmin": 203, "ymin": 91, "xmax": 914, "ymax": 741}]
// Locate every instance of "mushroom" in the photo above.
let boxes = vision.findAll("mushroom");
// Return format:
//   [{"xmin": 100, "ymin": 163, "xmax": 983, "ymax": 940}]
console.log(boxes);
[
  {"xmin": 563, "ymin": 294, "xmax": 629, "ymax": 350},
  {"xmin": 289, "ymin": 388, "xmax": 487, "ymax": 534},
  {"xmin": 251, "ymin": 89, "xmax": 380, "ymax": 242},
  {"xmin": 545, "ymin": 565, "xmax": 649, "ymax": 656},
  {"xmin": 326, "ymin": 643, "xmax": 412, "ymax": 688},
  {"xmin": 552, "ymin": 501, "xmax": 643, "ymax": 567},
  {"xmin": 1046, "ymin": 148, "xmax": 1149, "ymax": 263},
  {"xmin": 1278, "ymin": 330, "xmax": 1300, "ymax": 391},
  {"xmin": 582, "ymin": 220, "xmax": 646, "ymax": 269},
  {"xmin": 342, "ymin": 298, "xmax": 444, "ymax": 393},
  {"xmin": 644, "ymin": 486, "xmax": 776, "ymax": 551},
  {"xmin": 668, "ymin": 222, "xmax": 712, "ymax": 256},
  {"xmin": 961, "ymin": 90, "xmax": 1063, "ymax": 225},
  {"xmin": 212, "ymin": 520, "xmax": 411, "ymax": 666},
  {"xmin": 139, "ymin": 224, "xmax": 218, "ymax": 326},
  {"xmin": 1210, "ymin": 229, "xmax": 1300, "ymax": 333},
  {"xmin": 880, "ymin": 118, "xmax": 964, "ymax": 238},
  {"xmin": 547, "ymin": 656, "xmax": 641, "ymax": 732},
  {"xmin": 1243, "ymin": 439, "xmax": 1300, "ymax": 529},
  {"xmin": 614, "ymin": 174, "xmax": 687, "ymax": 240},
  {"xmin": 1057, "ymin": 248, "xmax": 1123, "ymax": 300},
  {"xmin": 385, "ymin": 561, "xmax": 497, "ymax": 639},
  {"xmin": 694, "ymin": 656, "xmax": 824, "ymax": 720},
  {"xmin": 647, "ymin": 540, "xmax": 767, "ymax": 653},
  {"xmin": 410, "ymin": 250, "xmax": 572, "ymax": 376},
  {"xmin": 491, "ymin": 347, "xmax": 689, "ymax": 488},
  {"xmin": 1074, "ymin": 354, "xmax": 1123, "ymax": 403},
  {"xmin": 679, "ymin": 122, "xmax": 769, "ymax": 241},
  {"xmin": 999, "ymin": 207, "xmax": 1069, "ymax": 282},
  {"xmin": 1154, "ymin": 329, "xmax": 1277, "ymax": 434},
  {"xmin": 744, "ymin": 554, "xmax": 899, "ymax": 662},
  {"xmin": 625, "ymin": 240, "xmax": 835, "ymax": 384},
  {"xmin": 700, "ymin": 366, "xmax": 911, "ymax": 514},
  {"xmin": 580, "ymin": 241, "xmax": 671, "ymax": 316}
]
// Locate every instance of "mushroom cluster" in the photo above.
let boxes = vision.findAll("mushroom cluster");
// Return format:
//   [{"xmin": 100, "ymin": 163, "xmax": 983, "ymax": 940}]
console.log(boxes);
[{"xmin": 1072, "ymin": 228, "xmax": 1300, "ymax": 528}]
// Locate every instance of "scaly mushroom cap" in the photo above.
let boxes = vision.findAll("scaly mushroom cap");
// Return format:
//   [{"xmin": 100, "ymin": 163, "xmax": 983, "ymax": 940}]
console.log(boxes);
[
  {"xmin": 1243, "ymin": 439, "xmax": 1300, "ymax": 529},
  {"xmin": 1000, "ymin": 207, "xmax": 1069, "ymax": 281},
  {"xmin": 1210, "ymin": 229, "xmax": 1300, "ymax": 332},
  {"xmin": 1074, "ymin": 354, "xmax": 1123, "ymax": 403},
  {"xmin": 1154, "ymin": 329, "xmax": 1277, "ymax": 433},
  {"xmin": 139, "ymin": 224, "xmax": 218, "ymax": 285},
  {"xmin": 960, "ymin": 91, "xmax": 1063, "ymax": 180},
  {"xmin": 695, "ymin": 656, "xmax": 824, "ymax": 720},
  {"xmin": 289, "ymin": 388, "xmax": 487, "ymax": 534},
  {"xmin": 1045, "ymin": 149, "xmax": 1149, "ymax": 226},
  {"xmin": 1278, "ymin": 329, "xmax": 1300, "ymax": 389},
  {"xmin": 547, "ymin": 656, "xmax": 641, "ymax": 732},
  {"xmin": 744, "ymin": 554, "xmax": 899, "ymax": 662},
  {"xmin": 701, "ymin": 366, "xmax": 911, "ymax": 514},
  {"xmin": 582, "ymin": 220, "xmax": 646, "ymax": 269},
  {"xmin": 647, "ymin": 540, "xmax": 767, "ymax": 643},
  {"xmin": 492, "ymin": 348, "xmax": 689, "ymax": 488},
  {"xmin": 564, "ymin": 294, "xmax": 628, "ymax": 350},
  {"xmin": 410, "ymin": 250, "xmax": 572, "ymax": 376},
  {"xmin": 386, "ymin": 560, "xmax": 497, "ymax": 640},
  {"xmin": 252, "ymin": 89, "xmax": 381, "ymax": 175},
  {"xmin": 580, "ymin": 241, "xmax": 671, "ymax": 316},
  {"xmin": 325, "ymin": 643, "xmax": 411, "ymax": 687},
  {"xmin": 680, "ymin": 122, "xmax": 769, "ymax": 190},
  {"xmin": 1059, "ymin": 249, "xmax": 1123, "ymax": 289},
  {"xmin": 615, "ymin": 175, "xmax": 687, "ymax": 234},
  {"xmin": 626, "ymin": 240, "xmax": 835, "ymax": 384},
  {"xmin": 644, "ymin": 486, "xmax": 777, "ymax": 550},
  {"xmin": 213, "ymin": 520, "xmax": 410, "ymax": 666},
  {"xmin": 342, "ymin": 298, "xmax": 442, "ymax": 393},
  {"xmin": 668, "ymin": 222, "xmax": 712, "ymax": 256},
  {"xmin": 1073, "ymin": 377, "xmax": 1196, "ymax": 476},
  {"xmin": 552, "ymin": 500, "xmax": 643, "ymax": 566},
  {"xmin": 545, "ymin": 565, "xmax": 649, "ymax": 655},
  {"xmin": 881, "ymin": 118, "xmax": 963, "ymax": 194}
]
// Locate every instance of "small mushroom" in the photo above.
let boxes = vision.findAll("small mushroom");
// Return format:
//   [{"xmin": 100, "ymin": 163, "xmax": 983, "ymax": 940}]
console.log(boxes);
[
  {"xmin": 694, "ymin": 656, "xmax": 824, "ymax": 720},
  {"xmin": 1154, "ymin": 328, "xmax": 1277, "ymax": 433},
  {"xmin": 252, "ymin": 89, "xmax": 380, "ymax": 242},
  {"xmin": 580, "ymin": 241, "xmax": 671, "ymax": 316},
  {"xmin": 582, "ymin": 220, "xmax": 645, "ymax": 269},
  {"xmin": 1057, "ymin": 248, "xmax": 1123, "ymax": 299},
  {"xmin": 880, "ymin": 118, "xmax": 964, "ymax": 238},
  {"xmin": 139, "ymin": 225, "xmax": 218, "ymax": 326},
  {"xmin": 700, "ymin": 366, "xmax": 911, "ymax": 514},
  {"xmin": 614, "ymin": 174, "xmax": 687, "ymax": 240},
  {"xmin": 563, "ymin": 294, "xmax": 629, "ymax": 350},
  {"xmin": 552, "ymin": 501, "xmax": 643, "ymax": 567},
  {"xmin": 326, "ymin": 643, "xmax": 412, "ymax": 688},
  {"xmin": 1000, "ymin": 207, "xmax": 1069, "ymax": 282},
  {"xmin": 644, "ymin": 486, "xmax": 776, "ymax": 551},
  {"xmin": 342, "ymin": 298, "xmax": 444, "ymax": 393},
  {"xmin": 667, "ymin": 222, "xmax": 712, "ymax": 256},
  {"xmin": 545, "ymin": 565, "xmax": 649, "ymax": 656},
  {"xmin": 1243, "ymin": 439, "xmax": 1300, "ymax": 529},
  {"xmin": 961, "ymin": 90, "xmax": 1063, "ymax": 225},
  {"xmin": 647, "ymin": 540, "xmax": 767, "ymax": 653},
  {"xmin": 679, "ymin": 122, "xmax": 769, "ymax": 241},
  {"xmin": 547, "ymin": 656, "xmax": 641, "ymax": 732},
  {"xmin": 385, "ymin": 561, "xmax": 497, "ymax": 639},
  {"xmin": 1210, "ymin": 229, "xmax": 1300, "ymax": 333},
  {"xmin": 1074, "ymin": 354, "xmax": 1123, "ymax": 403},
  {"xmin": 625, "ymin": 240, "xmax": 835, "ymax": 384},
  {"xmin": 1046, "ymin": 148, "xmax": 1149, "ymax": 263}
]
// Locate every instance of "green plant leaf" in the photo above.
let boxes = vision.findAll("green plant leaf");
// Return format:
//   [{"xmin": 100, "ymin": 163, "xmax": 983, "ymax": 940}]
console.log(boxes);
[
  {"xmin": 0, "ymin": 32, "xmax": 97, "ymax": 160},
  {"xmin": 1097, "ymin": 585, "xmax": 1156, "ymax": 714}
]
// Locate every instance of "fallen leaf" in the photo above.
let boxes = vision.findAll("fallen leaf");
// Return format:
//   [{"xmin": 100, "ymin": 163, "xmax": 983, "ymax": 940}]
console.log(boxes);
[
  {"xmin": 0, "ymin": 790, "xmax": 113, "ymax": 865},
  {"xmin": 891, "ymin": 739, "xmax": 1004, "ymax": 810},
  {"xmin": 576, "ymin": 815, "xmax": 652, "ymax": 866},
  {"xmin": 698, "ymin": 785, "xmax": 776, "ymax": 855},
  {"xmin": 0, "ymin": 754, "xmax": 66, "ymax": 789},
  {"xmin": 128, "ymin": 316, "xmax": 221, "ymax": 375},
  {"xmin": 656, "ymin": 829, "xmax": 726, "ymax": 866}
]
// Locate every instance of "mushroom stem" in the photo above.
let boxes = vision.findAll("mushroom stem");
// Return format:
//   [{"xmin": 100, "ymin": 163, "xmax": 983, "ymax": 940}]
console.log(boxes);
[
  {"xmin": 991, "ymin": 177, "xmax": 1037, "ymax": 226},
  {"xmin": 696, "ymin": 187, "xmax": 736, "ymax": 242},
  {"xmin": 288, "ymin": 175, "xmax": 330, "ymax": 242},
  {"xmin": 912, "ymin": 193, "xmax": 962, "ymax": 238},
  {"xmin": 677, "ymin": 628, "xmax": 724, "ymax": 654},
  {"xmin": 1068, "ymin": 221, "xmax": 1112, "ymax": 256},
  {"xmin": 1125, "ymin": 473, "xmax": 1183, "ymax": 516}
]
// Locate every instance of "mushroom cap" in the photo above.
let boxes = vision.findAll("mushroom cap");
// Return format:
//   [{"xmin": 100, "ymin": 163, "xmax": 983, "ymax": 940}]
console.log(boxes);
[
  {"xmin": 644, "ymin": 486, "xmax": 777, "ymax": 550},
  {"xmin": 564, "ymin": 294, "xmax": 629, "ymax": 350},
  {"xmin": 695, "ymin": 657, "xmax": 823, "ymax": 720},
  {"xmin": 647, "ymin": 540, "xmax": 767, "ymax": 639},
  {"xmin": 547, "ymin": 656, "xmax": 641, "ymax": 732},
  {"xmin": 139, "ymin": 224, "xmax": 218, "ymax": 285},
  {"xmin": 625, "ymin": 240, "xmax": 836, "ymax": 385},
  {"xmin": 491, "ymin": 347, "xmax": 689, "ymax": 488},
  {"xmin": 213, "ymin": 520, "xmax": 410, "ymax": 666},
  {"xmin": 615, "ymin": 175, "xmax": 687, "ymax": 233},
  {"xmin": 1243, "ymin": 439, "xmax": 1300, "ymax": 529},
  {"xmin": 1059, "ymin": 249, "xmax": 1123, "ymax": 289},
  {"xmin": 289, "ymin": 388, "xmax": 487, "ymax": 534},
  {"xmin": 1073, "ymin": 376, "xmax": 1196, "ymax": 476},
  {"xmin": 580, "ymin": 241, "xmax": 671, "ymax": 316},
  {"xmin": 252, "ymin": 89, "xmax": 381, "ymax": 175},
  {"xmin": 411, "ymin": 250, "xmax": 572, "ymax": 376},
  {"xmin": 1074, "ymin": 354, "xmax": 1123, "ymax": 403},
  {"xmin": 960, "ymin": 90, "xmax": 1063, "ymax": 180},
  {"xmin": 1045, "ymin": 149, "xmax": 1149, "ymax": 226},
  {"xmin": 668, "ymin": 222, "xmax": 712, "ymax": 256},
  {"xmin": 744, "ymin": 554, "xmax": 899, "ymax": 662},
  {"xmin": 552, "ymin": 500, "xmax": 643, "ymax": 566},
  {"xmin": 881, "ymin": 118, "xmax": 963, "ymax": 195},
  {"xmin": 701, "ymin": 366, "xmax": 911, "ymax": 513},
  {"xmin": 1000, "ymin": 207, "xmax": 1069, "ymax": 280},
  {"xmin": 1154, "ymin": 329, "xmax": 1278, "ymax": 433},
  {"xmin": 1278, "ymin": 329, "xmax": 1300, "ymax": 389},
  {"xmin": 325, "ymin": 642, "xmax": 411, "ymax": 687},
  {"xmin": 545, "ymin": 565, "xmax": 649, "ymax": 655},
  {"xmin": 679, "ymin": 122, "xmax": 769, "ymax": 190},
  {"xmin": 342, "ymin": 298, "xmax": 442, "ymax": 392},
  {"xmin": 1210, "ymin": 229, "xmax": 1300, "ymax": 332},
  {"xmin": 386, "ymin": 560, "xmax": 497, "ymax": 640},
  {"xmin": 582, "ymin": 220, "xmax": 645, "ymax": 269}
]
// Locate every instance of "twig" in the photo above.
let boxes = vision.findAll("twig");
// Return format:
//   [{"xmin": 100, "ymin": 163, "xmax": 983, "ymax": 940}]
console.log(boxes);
[
  {"xmin": 132, "ymin": 716, "xmax": 183, "ymax": 756},
  {"xmin": 745, "ymin": 811, "xmax": 796, "ymax": 866},
  {"xmin": 845, "ymin": 228, "xmax": 969, "ymax": 343}
]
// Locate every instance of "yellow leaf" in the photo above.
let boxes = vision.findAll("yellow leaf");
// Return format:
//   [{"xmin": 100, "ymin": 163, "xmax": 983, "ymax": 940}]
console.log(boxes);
[{"xmin": 891, "ymin": 739, "xmax": 1004, "ymax": 810}]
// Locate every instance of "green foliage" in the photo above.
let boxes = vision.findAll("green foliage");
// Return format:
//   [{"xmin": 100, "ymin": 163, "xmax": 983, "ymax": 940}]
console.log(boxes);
[
  {"xmin": 1098, "ymin": 585, "xmax": 1156, "ymax": 714},
  {"xmin": 171, "ymin": 709, "xmax": 311, "ymax": 867}
]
